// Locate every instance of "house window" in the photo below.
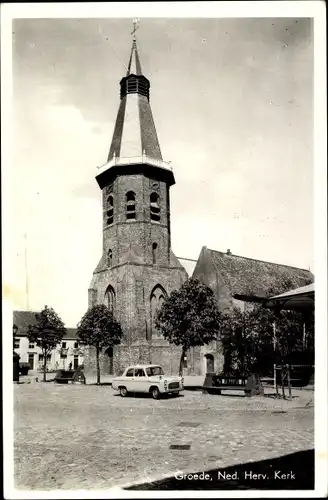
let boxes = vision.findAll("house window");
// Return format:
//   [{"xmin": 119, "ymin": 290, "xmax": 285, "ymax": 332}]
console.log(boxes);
[
  {"xmin": 74, "ymin": 342, "xmax": 78, "ymax": 349},
  {"xmin": 14, "ymin": 338, "xmax": 20, "ymax": 349},
  {"xmin": 152, "ymin": 242, "xmax": 158, "ymax": 264},
  {"xmin": 39, "ymin": 354, "xmax": 51, "ymax": 361},
  {"xmin": 107, "ymin": 195, "xmax": 114, "ymax": 226},
  {"xmin": 107, "ymin": 249, "xmax": 113, "ymax": 267},
  {"xmin": 29, "ymin": 342, "xmax": 35, "ymax": 349},
  {"xmin": 150, "ymin": 192, "xmax": 160, "ymax": 222},
  {"xmin": 62, "ymin": 342, "xmax": 67, "ymax": 348},
  {"xmin": 126, "ymin": 191, "xmax": 136, "ymax": 220},
  {"xmin": 105, "ymin": 285, "xmax": 116, "ymax": 314}
]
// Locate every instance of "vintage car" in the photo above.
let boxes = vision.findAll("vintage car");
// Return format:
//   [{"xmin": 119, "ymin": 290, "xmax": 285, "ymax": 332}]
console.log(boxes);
[{"xmin": 112, "ymin": 364, "xmax": 184, "ymax": 399}]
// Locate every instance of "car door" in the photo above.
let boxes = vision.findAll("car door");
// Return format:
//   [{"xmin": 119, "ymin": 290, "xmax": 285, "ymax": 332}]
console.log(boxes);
[
  {"xmin": 124, "ymin": 367, "xmax": 135, "ymax": 391},
  {"xmin": 133, "ymin": 368, "xmax": 147, "ymax": 392}
]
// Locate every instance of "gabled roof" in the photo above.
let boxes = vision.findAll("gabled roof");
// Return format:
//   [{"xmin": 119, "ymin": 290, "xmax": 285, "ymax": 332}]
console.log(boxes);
[
  {"xmin": 13, "ymin": 310, "xmax": 38, "ymax": 335},
  {"xmin": 195, "ymin": 247, "xmax": 314, "ymax": 299},
  {"xmin": 13, "ymin": 310, "xmax": 77, "ymax": 339}
]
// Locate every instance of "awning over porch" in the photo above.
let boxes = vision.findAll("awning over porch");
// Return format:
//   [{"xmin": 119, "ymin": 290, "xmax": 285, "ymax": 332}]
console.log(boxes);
[{"xmin": 265, "ymin": 283, "xmax": 314, "ymax": 312}]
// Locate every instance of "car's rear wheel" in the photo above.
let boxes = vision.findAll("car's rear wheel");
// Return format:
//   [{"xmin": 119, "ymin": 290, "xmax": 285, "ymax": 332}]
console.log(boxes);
[
  {"xmin": 151, "ymin": 387, "xmax": 160, "ymax": 400},
  {"xmin": 120, "ymin": 386, "xmax": 128, "ymax": 397}
]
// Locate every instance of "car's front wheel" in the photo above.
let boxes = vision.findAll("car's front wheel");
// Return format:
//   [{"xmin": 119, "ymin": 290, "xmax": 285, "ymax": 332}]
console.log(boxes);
[
  {"xmin": 151, "ymin": 387, "xmax": 160, "ymax": 400},
  {"xmin": 119, "ymin": 386, "xmax": 128, "ymax": 397}
]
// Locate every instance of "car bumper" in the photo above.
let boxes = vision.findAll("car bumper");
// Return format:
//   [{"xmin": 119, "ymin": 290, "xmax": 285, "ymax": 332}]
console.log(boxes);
[{"xmin": 162, "ymin": 387, "xmax": 184, "ymax": 393}]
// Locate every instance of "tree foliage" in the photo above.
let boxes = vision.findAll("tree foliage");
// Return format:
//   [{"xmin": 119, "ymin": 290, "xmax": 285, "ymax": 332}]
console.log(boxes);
[
  {"xmin": 77, "ymin": 304, "xmax": 123, "ymax": 384},
  {"xmin": 155, "ymin": 279, "xmax": 221, "ymax": 375},
  {"xmin": 220, "ymin": 304, "xmax": 314, "ymax": 376},
  {"xmin": 27, "ymin": 305, "xmax": 67, "ymax": 381}
]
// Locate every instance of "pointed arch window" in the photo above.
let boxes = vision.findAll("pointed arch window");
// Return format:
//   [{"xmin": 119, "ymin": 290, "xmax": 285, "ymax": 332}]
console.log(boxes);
[
  {"xmin": 107, "ymin": 249, "xmax": 113, "ymax": 268},
  {"xmin": 150, "ymin": 192, "xmax": 160, "ymax": 222},
  {"xmin": 126, "ymin": 191, "xmax": 136, "ymax": 220},
  {"xmin": 105, "ymin": 285, "xmax": 116, "ymax": 314},
  {"xmin": 107, "ymin": 195, "xmax": 114, "ymax": 226},
  {"xmin": 150, "ymin": 285, "xmax": 167, "ymax": 339},
  {"xmin": 152, "ymin": 242, "xmax": 158, "ymax": 264}
]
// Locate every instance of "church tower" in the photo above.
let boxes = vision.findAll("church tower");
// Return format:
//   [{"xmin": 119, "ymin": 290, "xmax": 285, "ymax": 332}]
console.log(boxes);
[{"xmin": 87, "ymin": 29, "xmax": 188, "ymax": 375}]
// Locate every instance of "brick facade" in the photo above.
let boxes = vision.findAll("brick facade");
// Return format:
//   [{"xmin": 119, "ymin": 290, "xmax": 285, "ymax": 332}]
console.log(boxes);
[{"xmin": 88, "ymin": 168, "xmax": 193, "ymax": 375}]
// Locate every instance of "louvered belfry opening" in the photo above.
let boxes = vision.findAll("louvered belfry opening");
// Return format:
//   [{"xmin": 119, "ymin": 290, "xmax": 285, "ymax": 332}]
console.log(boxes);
[{"xmin": 120, "ymin": 74, "xmax": 150, "ymax": 100}]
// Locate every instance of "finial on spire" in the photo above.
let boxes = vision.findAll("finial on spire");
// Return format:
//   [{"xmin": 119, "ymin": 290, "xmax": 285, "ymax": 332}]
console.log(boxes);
[{"xmin": 131, "ymin": 18, "xmax": 140, "ymax": 42}]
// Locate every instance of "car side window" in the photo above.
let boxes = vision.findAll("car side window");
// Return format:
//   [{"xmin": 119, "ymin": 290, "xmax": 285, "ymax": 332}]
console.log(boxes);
[
  {"xmin": 135, "ymin": 369, "xmax": 145, "ymax": 377},
  {"xmin": 126, "ymin": 368, "xmax": 134, "ymax": 377}
]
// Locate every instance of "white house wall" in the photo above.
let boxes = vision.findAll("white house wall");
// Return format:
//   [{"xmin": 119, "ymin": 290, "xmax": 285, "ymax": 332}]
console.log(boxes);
[{"xmin": 14, "ymin": 337, "xmax": 84, "ymax": 372}]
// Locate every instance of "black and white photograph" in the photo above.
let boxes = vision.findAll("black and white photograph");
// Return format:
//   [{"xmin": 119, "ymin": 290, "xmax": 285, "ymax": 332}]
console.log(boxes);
[{"xmin": 2, "ymin": 1, "xmax": 327, "ymax": 497}]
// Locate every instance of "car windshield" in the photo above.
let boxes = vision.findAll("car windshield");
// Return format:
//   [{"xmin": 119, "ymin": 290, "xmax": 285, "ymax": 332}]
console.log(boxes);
[{"xmin": 146, "ymin": 366, "xmax": 165, "ymax": 376}]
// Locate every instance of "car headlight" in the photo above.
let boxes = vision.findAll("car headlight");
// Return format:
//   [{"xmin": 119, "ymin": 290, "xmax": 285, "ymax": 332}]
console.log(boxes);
[{"xmin": 164, "ymin": 380, "xmax": 168, "ymax": 389}]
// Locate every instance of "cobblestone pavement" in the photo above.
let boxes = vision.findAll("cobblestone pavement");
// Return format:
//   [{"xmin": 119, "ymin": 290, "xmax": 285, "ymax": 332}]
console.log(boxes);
[{"xmin": 14, "ymin": 383, "xmax": 314, "ymax": 490}]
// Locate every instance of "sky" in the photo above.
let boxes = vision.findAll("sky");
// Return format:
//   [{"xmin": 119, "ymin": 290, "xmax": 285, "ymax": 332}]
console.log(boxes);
[{"xmin": 8, "ymin": 14, "xmax": 314, "ymax": 326}]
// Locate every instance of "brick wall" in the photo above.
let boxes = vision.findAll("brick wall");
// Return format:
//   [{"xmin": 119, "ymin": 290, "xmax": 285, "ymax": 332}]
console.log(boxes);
[{"xmin": 87, "ymin": 168, "xmax": 194, "ymax": 375}]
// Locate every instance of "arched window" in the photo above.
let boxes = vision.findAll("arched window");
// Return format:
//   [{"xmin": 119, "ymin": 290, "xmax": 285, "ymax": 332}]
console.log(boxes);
[
  {"xmin": 150, "ymin": 192, "xmax": 160, "ymax": 222},
  {"xmin": 126, "ymin": 191, "xmax": 136, "ymax": 220},
  {"xmin": 107, "ymin": 195, "xmax": 114, "ymax": 226},
  {"xmin": 150, "ymin": 285, "xmax": 167, "ymax": 339},
  {"xmin": 105, "ymin": 285, "xmax": 115, "ymax": 314},
  {"xmin": 152, "ymin": 242, "xmax": 158, "ymax": 264},
  {"xmin": 107, "ymin": 249, "xmax": 113, "ymax": 268}
]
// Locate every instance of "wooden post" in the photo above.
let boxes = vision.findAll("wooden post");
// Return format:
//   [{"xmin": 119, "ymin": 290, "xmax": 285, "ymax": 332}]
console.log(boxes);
[
  {"xmin": 303, "ymin": 322, "xmax": 306, "ymax": 350},
  {"xmin": 281, "ymin": 366, "xmax": 286, "ymax": 399},
  {"xmin": 273, "ymin": 321, "xmax": 277, "ymax": 352},
  {"xmin": 274, "ymin": 363, "xmax": 278, "ymax": 396},
  {"xmin": 286, "ymin": 364, "xmax": 292, "ymax": 399}
]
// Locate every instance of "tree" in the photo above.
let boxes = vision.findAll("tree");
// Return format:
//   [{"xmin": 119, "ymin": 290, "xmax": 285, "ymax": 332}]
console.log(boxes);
[
  {"xmin": 220, "ymin": 305, "xmax": 276, "ymax": 376},
  {"xmin": 27, "ymin": 305, "xmax": 67, "ymax": 382},
  {"xmin": 155, "ymin": 278, "xmax": 221, "ymax": 376},
  {"xmin": 76, "ymin": 304, "xmax": 123, "ymax": 385},
  {"xmin": 220, "ymin": 304, "xmax": 313, "ymax": 376}
]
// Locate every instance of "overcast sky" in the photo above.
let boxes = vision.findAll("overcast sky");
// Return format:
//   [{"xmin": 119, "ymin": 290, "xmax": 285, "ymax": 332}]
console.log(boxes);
[{"xmin": 9, "ymin": 15, "xmax": 314, "ymax": 326}]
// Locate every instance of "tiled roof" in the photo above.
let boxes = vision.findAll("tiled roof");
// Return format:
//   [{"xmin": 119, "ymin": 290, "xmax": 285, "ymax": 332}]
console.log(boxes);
[
  {"xmin": 13, "ymin": 310, "xmax": 77, "ymax": 339},
  {"xmin": 207, "ymin": 247, "xmax": 314, "ymax": 298},
  {"xmin": 63, "ymin": 328, "xmax": 78, "ymax": 340},
  {"xmin": 13, "ymin": 310, "xmax": 39, "ymax": 335}
]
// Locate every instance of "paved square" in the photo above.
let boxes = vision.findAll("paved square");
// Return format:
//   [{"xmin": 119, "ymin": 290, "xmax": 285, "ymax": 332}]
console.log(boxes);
[{"xmin": 14, "ymin": 382, "xmax": 314, "ymax": 490}]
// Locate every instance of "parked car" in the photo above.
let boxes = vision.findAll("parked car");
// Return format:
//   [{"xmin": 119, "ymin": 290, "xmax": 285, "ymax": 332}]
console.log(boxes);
[
  {"xmin": 112, "ymin": 364, "xmax": 184, "ymax": 399},
  {"xmin": 19, "ymin": 362, "xmax": 30, "ymax": 375}
]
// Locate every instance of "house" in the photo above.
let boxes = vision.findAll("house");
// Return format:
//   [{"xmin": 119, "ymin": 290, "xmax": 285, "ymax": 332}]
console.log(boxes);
[{"xmin": 13, "ymin": 310, "xmax": 83, "ymax": 372}]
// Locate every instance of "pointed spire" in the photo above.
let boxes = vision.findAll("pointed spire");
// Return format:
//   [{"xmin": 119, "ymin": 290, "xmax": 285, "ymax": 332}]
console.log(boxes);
[
  {"xmin": 126, "ymin": 38, "xmax": 142, "ymax": 76},
  {"xmin": 106, "ymin": 22, "xmax": 163, "ymax": 162},
  {"xmin": 127, "ymin": 19, "xmax": 142, "ymax": 76}
]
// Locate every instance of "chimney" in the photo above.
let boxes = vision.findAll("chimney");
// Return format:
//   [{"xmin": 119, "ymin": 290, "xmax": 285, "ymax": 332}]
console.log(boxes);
[{"xmin": 226, "ymin": 249, "xmax": 232, "ymax": 255}]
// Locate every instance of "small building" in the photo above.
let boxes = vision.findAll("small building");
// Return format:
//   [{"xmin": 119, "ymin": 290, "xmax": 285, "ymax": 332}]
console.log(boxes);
[
  {"xmin": 13, "ymin": 310, "xmax": 83, "ymax": 372},
  {"xmin": 192, "ymin": 246, "xmax": 314, "ymax": 374}
]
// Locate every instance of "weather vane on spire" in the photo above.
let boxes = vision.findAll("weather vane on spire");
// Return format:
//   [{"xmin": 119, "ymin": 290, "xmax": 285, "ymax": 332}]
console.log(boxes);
[{"xmin": 131, "ymin": 18, "xmax": 140, "ymax": 41}]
